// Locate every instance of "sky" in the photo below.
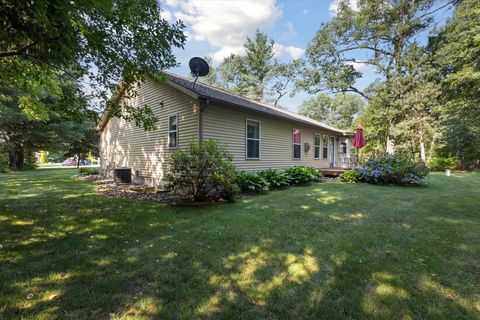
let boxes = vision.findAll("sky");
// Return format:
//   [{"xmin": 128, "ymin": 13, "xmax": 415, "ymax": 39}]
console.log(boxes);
[{"xmin": 160, "ymin": 0, "xmax": 453, "ymax": 112}]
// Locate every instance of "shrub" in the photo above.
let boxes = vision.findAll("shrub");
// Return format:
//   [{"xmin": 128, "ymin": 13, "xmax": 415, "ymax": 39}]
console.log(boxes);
[
  {"xmin": 284, "ymin": 166, "xmax": 322, "ymax": 184},
  {"xmin": 0, "ymin": 166, "xmax": 10, "ymax": 174},
  {"xmin": 236, "ymin": 171, "xmax": 269, "ymax": 193},
  {"xmin": 258, "ymin": 169, "xmax": 290, "ymax": 189},
  {"xmin": 426, "ymin": 157, "xmax": 456, "ymax": 171},
  {"xmin": 79, "ymin": 167, "xmax": 100, "ymax": 175},
  {"xmin": 166, "ymin": 139, "xmax": 238, "ymax": 202},
  {"xmin": 339, "ymin": 170, "xmax": 359, "ymax": 183},
  {"xmin": 355, "ymin": 154, "xmax": 428, "ymax": 185}
]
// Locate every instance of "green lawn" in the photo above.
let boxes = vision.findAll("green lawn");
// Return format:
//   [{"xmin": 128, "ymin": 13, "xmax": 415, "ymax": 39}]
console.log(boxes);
[{"xmin": 0, "ymin": 169, "xmax": 479, "ymax": 319}]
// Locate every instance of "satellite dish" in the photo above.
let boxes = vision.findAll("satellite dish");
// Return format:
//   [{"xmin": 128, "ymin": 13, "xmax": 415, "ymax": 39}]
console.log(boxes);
[
  {"xmin": 189, "ymin": 57, "xmax": 210, "ymax": 77},
  {"xmin": 189, "ymin": 57, "xmax": 210, "ymax": 90}
]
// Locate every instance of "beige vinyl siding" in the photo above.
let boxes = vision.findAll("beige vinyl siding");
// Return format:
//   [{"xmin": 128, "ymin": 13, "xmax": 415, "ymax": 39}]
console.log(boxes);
[
  {"xmin": 100, "ymin": 79, "xmax": 198, "ymax": 184},
  {"xmin": 202, "ymin": 104, "xmax": 343, "ymax": 171}
]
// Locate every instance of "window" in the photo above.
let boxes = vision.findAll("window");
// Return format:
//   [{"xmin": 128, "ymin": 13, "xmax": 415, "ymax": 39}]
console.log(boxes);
[
  {"xmin": 322, "ymin": 135, "xmax": 329, "ymax": 159},
  {"xmin": 340, "ymin": 138, "xmax": 348, "ymax": 154},
  {"xmin": 168, "ymin": 114, "xmax": 178, "ymax": 148},
  {"xmin": 314, "ymin": 134, "xmax": 321, "ymax": 159},
  {"xmin": 246, "ymin": 120, "xmax": 260, "ymax": 159},
  {"xmin": 293, "ymin": 129, "xmax": 301, "ymax": 159}
]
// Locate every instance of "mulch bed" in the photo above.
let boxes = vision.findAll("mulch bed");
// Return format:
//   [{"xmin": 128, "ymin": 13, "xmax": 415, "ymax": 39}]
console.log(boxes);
[{"xmin": 96, "ymin": 182, "xmax": 228, "ymax": 206}]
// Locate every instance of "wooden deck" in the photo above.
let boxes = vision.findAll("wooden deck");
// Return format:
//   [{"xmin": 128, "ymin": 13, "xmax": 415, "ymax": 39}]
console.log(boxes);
[{"xmin": 318, "ymin": 167, "xmax": 348, "ymax": 177}]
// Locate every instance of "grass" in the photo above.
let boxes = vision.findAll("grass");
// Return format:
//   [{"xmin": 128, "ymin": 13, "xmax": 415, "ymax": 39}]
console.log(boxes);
[{"xmin": 0, "ymin": 169, "xmax": 479, "ymax": 319}]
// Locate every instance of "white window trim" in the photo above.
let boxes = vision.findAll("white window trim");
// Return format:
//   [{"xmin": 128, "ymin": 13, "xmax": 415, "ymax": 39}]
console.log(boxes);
[
  {"xmin": 245, "ymin": 119, "xmax": 261, "ymax": 160},
  {"xmin": 322, "ymin": 135, "xmax": 329, "ymax": 160},
  {"xmin": 314, "ymin": 133, "xmax": 321, "ymax": 160},
  {"xmin": 168, "ymin": 113, "xmax": 179, "ymax": 149},
  {"xmin": 293, "ymin": 128, "xmax": 302, "ymax": 160}
]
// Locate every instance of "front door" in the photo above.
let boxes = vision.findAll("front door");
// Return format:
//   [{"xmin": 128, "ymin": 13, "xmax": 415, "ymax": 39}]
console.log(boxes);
[{"xmin": 329, "ymin": 137, "xmax": 335, "ymax": 167}]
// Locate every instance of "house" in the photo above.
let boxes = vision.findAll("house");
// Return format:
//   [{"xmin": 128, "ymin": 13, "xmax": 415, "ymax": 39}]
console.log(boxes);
[{"xmin": 99, "ymin": 72, "xmax": 354, "ymax": 185}]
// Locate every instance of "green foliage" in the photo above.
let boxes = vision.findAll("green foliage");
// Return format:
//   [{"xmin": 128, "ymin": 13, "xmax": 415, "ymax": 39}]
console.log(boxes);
[
  {"xmin": 38, "ymin": 151, "xmax": 48, "ymax": 164},
  {"xmin": 339, "ymin": 170, "xmax": 360, "ymax": 183},
  {"xmin": 430, "ymin": 0, "xmax": 480, "ymax": 169},
  {"xmin": 355, "ymin": 155, "xmax": 428, "ymax": 185},
  {"xmin": 299, "ymin": 93, "xmax": 365, "ymax": 130},
  {"xmin": 79, "ymin": 167, "xmax": 100, "ymax": 175},
  {"xmin": 0, "ymin": 0, "xmax": 186, "ymax": 129},
  {"xmin": 236, "ymin": 172, "xmax": 270, "ymax": 194},
  {"xmin": 0, "ymin": 85, "xmax": 88, "ymax": 170},
  {"xmin": 258, "ymin": 169, "xmax": 290, "ymax": 189},
  {"xmin": 215, "ymin": 30, "xmax": 301, "ymax": 108},
  {"xmin": 426, "ymin": 157, "xmax": 457, "ymax": 171},
  {"xmin": 299, "ymin": 0, "xmax": 436, "ymax": 98},
  {"xmin": 166, "ymin": 139, "xmax": 238, "ymax": 202},
  {"xmin": 284, "ymin": 166, "xmax": 322, "ymax": 185},
  {"xmin": 64, "ymin": 126, "xmax": 99, "ymax": 168}
]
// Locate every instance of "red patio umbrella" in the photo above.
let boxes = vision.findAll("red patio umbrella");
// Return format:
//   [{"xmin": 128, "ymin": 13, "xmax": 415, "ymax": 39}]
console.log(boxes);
[{"xmin": 353, "ymin": 124, "xmax": 365, "ymax": 164}]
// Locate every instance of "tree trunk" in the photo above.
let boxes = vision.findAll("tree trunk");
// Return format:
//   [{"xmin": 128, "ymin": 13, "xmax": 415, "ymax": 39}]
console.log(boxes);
[
  {"xmin": 9, "ymin": 144, "xmax": 24, "ymax": 170},
  {"xmin": 386, "ymin": 135, "xmax": 395, "ymax": 154},
  {"xmin": 419, "ymin": 132, "xmax": 426, "ymax": 162},
  {"xmin": 76, "ymin": 153, "xmax": 80, "ymax": 168}
]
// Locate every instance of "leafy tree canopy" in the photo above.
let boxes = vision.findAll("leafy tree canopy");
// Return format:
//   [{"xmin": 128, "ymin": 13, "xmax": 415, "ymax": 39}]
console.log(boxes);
[
  {"xmin": 0, "ymin": 0, "xmax": 186, "ymax": 129},
  {"xmin": 215, "ymin": 30, "xmax": 302, "ymax": 108},
  {"xmin": 297, "ymin": 0, "xmax": 441, "ymax": 98},
  {"xmin": 299, "ymin": 93, "xmax": 365, "ymax": 130}
]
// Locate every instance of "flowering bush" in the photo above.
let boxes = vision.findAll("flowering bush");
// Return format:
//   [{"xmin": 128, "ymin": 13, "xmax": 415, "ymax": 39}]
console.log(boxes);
[{"xmin": 355, "ymin": 154, "xmax": 428, "ymax": 185}]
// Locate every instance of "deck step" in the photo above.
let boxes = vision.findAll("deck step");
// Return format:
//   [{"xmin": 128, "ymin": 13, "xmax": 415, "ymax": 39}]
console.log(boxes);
[{"xmin": 318, "ymin": 168, "xmax": 348, "ymax": 177}]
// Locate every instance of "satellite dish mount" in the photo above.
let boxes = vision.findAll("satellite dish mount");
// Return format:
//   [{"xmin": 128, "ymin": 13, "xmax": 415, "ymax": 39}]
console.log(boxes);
[{"xmin": 189, "ymin": 57, "xmax": 210, "ymax": 90}]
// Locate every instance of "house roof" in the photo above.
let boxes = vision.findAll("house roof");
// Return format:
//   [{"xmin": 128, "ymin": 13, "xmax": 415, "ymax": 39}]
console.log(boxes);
[
  {"xmin": 165, "ymin": 72, "xmax": 353, "ymax": 136},
  {"xmin": 99, "ymin": 72, "xmax": 354, "ymax": 136}
]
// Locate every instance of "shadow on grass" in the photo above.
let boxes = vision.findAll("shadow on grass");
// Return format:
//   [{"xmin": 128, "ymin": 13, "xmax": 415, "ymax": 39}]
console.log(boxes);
[{"xmin": 0, "ymin": 170, "xmax": 479, "ymax": 319}]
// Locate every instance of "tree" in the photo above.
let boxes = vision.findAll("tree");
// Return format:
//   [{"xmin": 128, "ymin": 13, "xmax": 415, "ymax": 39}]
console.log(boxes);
[
  {"xmin": 389, "ymin": 45, "xmax": 441, "ymax": 161},
  {"xmin": 216, "ymin": 30, "xmax": 301, "ymax": 107},
  {"xmin": 299, "ymin": 93, "xmax": 365, "ymax": 130},
  {"xmin": 64, "ymin": 126, "xmax": 99, "ymax": 168},
  {"xmin": 298, "ymin": 0, "xmax": 445, "ymax": 150},
  {"xmin": 430, "ymin": 0, "xmax": 480, "ymax": 168},
  {"xmin": 0, "ymin": 85, "xmax": 87, "ymax": 170},
  {"xmin": 0, "ymin": 0, "xmax": 186, "ymax": 129},
  {"xmin": 218, "ymin": 30, "xmax": 275, "ymax": 101},
  {"xmin": 267, "ymin": 60, "xmax": 303, "ymax": 108}
]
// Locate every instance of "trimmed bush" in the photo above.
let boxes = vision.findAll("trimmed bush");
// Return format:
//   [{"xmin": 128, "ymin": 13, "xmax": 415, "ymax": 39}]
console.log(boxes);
[
  {"xmin": 79, "ymin": 167, "xmax": 100, "ymax": 175},
  {"xmin": 356, "ymin": 154, "xmax": 428, "ymax": 185},
  {"xmin": 339, "ymin": 170, "xmax": 359, "ymax": 183},
  {"xmin": 236, "ymin": 171, "xmax": 269, "ymax": 193},
  {"xmin": 284, "ymin": 166, "xmax": 322, "ymax": 184},
  {"xmin": 426, "ymin": 157, "xmax": 456, "ymax": 171},
  {"xmin": 258, "ymin": 169, "xmax": 290, "ymax": 189},
  {"xmin": 166, "ymin": 139, "xmax": 238, "ymax": 202}
]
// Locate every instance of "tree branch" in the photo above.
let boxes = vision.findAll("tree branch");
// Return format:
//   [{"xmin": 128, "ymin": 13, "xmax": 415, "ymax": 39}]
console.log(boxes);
[{"xmin": 0, "ymin": 36, "xmax": 61, "ymax": 58}]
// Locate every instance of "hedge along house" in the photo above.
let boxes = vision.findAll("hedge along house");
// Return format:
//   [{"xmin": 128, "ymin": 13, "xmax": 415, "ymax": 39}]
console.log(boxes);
[{"xmin": 99, "ymin": 72, "xmax": 354, "ymax": 186}]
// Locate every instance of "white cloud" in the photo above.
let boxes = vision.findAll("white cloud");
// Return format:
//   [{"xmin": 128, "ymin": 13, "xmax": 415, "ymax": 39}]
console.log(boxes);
[
  {"xmin": 346, "ymin": 61, "xmax": 370, "ymax": 72},
  {"xmin": 283, "ymin": 22, "xmax": 297, "ymax": 39},
  {"xmin": 302, "ymin": 9, "xmax": 308, "ymax": 15},
  {"xmin": 161, "ymin": 9, "xmax": 173, "ymax": 22},
  {"xmin": 210, "ymin": 46, "xmax": 245, "ymax": 63},
  {"xmin": 162, "ymin": 0, "xmax": 282, "ymax": 61},
  {"xmin": 329, "ymin": 0, "xmax": 358, "ymax": 16},
  {"xmin": 273, "ymin": 44, "xmax": 305, "ymax": 60}
]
